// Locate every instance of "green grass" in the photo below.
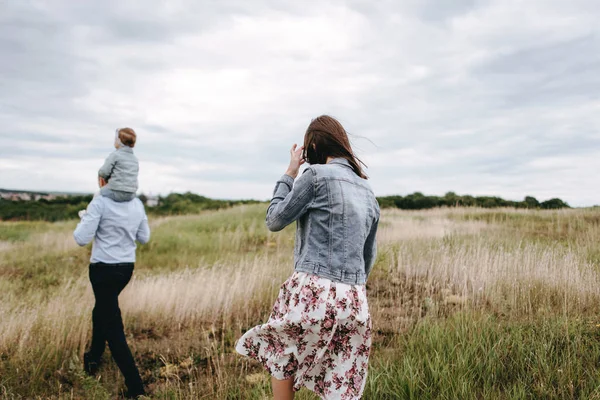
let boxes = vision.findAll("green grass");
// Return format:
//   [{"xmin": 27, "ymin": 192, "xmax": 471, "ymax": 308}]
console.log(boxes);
[
  {"xmin": 0, "ymin": 221, "xmax": 57, "ymax": 242},
  {"xmin": 366, "ymin": 314, "xmax": 600, "ymax": 400},
  {"xmin": 1, "ymin": 205, "xmax": 600, "ymax": 399},
  {"xmin": 138, "ymin": 206, "xmax": 283, "ymax": 270}
]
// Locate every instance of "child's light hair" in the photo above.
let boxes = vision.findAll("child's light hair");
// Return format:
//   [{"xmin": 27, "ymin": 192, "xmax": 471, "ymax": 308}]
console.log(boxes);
[{"xmin": 118, "ymin": 127, "xmax": 137, "ymax": 148}]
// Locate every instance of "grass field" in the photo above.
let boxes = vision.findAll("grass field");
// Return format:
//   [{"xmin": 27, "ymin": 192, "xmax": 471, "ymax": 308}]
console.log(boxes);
[{"xmin": 1, "ymin": 205, "xmax": 600, "ymax": 399}]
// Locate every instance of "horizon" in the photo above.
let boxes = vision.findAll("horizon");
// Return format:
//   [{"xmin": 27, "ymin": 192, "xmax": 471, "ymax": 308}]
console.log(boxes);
[
  {"xmin": 0, "ymin": 186, "xmax": 591, "ymax": 208},
  {"xmin": 1, "ymin": 1, "xmax": 599, "ymax": 207}
]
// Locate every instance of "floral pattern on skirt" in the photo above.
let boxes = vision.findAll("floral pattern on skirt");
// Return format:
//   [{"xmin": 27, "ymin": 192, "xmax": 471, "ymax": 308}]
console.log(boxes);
[{"xmin": 236, "ymin": 271, "xmax": 372, "ymax": 400}]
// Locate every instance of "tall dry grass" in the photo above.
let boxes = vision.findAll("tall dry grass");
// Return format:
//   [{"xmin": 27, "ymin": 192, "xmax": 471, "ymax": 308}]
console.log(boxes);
[
  {"xmin": 371, "ymin": 208, "xmax": 600, "ymax": 328},
  {"xmin": 1, "ymin": 205, "xmax": 599, "ymax": 398},
  {"xmin": 0, "ymin": 206, "xmax": 291, "ymax": 357}
]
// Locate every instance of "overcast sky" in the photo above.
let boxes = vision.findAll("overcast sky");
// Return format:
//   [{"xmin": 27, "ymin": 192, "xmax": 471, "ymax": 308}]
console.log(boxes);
[{"xmin": 1, "ymin": 0, "xmax": 598, "ymax": 206}]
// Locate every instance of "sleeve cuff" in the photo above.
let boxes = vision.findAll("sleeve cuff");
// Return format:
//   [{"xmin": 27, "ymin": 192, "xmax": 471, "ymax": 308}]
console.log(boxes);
[{"xmin": 278, "ymin": 174, "xmax": 295, "ymax": 189}]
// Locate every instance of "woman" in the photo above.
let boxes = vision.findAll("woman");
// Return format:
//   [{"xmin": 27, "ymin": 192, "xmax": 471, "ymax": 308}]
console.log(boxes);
[{"xmin": 236, "ymin": 115, "xmax": 380, "ymax": 400}]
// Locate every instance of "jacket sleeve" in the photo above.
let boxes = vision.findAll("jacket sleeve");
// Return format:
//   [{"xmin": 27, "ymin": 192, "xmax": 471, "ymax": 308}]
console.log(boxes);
[
  {"xmin": 266, "ymin": 168, "xmax": 315, "ymax": 232},
  {"xmin": 73, "ymin": 197, "xmax": 103, "ymax": 246},
  {"xmin": 98, "ymin": 152, "xmax": 117, "ymax": 179},
  {"xmin": 363, "ymin": 210, "xmax": 380, "ymax": 277}
]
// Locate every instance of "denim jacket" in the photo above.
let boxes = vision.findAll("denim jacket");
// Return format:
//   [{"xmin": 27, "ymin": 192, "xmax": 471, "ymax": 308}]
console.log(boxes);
[{"xmin": 266, "ymin": 158, "xmax": 380, "ymax": 285}]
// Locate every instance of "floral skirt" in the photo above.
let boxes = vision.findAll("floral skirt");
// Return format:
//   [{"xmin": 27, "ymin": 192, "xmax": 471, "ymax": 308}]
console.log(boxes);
[{"xmin": 236, "ymin": 271, "xmax": 372, "ymax": 400}]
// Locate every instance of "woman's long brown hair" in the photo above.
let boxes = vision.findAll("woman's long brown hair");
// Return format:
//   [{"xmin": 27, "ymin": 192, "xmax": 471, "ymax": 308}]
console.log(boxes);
[{"xmin": 303, "ymin": 115, "xmax": 368, "ymax": 179}]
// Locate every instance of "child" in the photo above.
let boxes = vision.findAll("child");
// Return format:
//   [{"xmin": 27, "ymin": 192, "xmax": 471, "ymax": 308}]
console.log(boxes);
[{"xmin": 98, "ymin": 127, "xmax": 139, "ymax": 202}]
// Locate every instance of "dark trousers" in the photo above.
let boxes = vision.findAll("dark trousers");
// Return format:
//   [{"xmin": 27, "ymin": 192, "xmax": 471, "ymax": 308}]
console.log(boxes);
[{"xmin": 88, "ymin": 263, "xmax": 143, "ymax": 393}]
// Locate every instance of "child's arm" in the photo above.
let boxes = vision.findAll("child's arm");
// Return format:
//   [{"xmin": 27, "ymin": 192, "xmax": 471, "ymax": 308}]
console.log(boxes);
[{"xmin": 98, "ymin": 152, "xmax": 117, "ymax": 180}]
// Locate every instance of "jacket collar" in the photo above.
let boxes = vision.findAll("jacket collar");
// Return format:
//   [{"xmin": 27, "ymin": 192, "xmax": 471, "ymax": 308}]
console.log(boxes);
[
  {"xmin": 117, "ymin": 146, "xmax": 133, "ymax": 153},
  {"xmin": 328, "ymin": 158, "xmax": 352, "ymax": 168}
]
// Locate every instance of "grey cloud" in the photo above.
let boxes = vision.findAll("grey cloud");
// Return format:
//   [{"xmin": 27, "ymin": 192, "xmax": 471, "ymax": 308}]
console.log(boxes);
[
  {"xmin": 416, "ymin": 0, "xmax": 483, "ymax": 22},
  {"xmin": 474, "ymin": 34, "xmax": 600, "ymax": 108},
  {"xmin": 1, "ymin": 0, "xmax": 599, "ymax": 206}
]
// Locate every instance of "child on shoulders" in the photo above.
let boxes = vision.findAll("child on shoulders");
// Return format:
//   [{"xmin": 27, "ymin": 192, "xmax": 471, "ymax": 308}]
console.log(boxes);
[{"xmin": 98, "ymin": 127, "xmax": 139, "ymax": 202}]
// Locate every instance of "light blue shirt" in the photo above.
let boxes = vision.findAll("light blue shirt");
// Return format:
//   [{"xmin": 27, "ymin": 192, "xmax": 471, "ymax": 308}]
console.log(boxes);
[{"xmin": 73, "ymin": 196, "xmax": 150, "ymax": 263}]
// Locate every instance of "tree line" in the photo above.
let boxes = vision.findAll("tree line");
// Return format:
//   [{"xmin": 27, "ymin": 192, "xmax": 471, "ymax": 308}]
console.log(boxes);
[
  {"xmin": 0, "ymin": 193, "xmax": 259, "ymax": 222},
  {"xmin": 0, "ymin": 191, "xmax": 570, "ymax": 222},
  {"xmin": 376, "ymin": 192, "xmax": 569, "ymax": 210}
]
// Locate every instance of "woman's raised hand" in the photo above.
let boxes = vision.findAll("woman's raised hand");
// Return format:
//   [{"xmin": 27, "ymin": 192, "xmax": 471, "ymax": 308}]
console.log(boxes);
[{"xmin": 285, "ymin": 144, "xmax": 305, "ymax": 179}]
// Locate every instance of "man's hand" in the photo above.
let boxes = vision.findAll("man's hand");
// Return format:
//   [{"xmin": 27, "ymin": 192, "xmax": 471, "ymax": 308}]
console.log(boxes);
[{"xmin": 98, "ymin": 176, "xmax": 107, "ymax": 188}]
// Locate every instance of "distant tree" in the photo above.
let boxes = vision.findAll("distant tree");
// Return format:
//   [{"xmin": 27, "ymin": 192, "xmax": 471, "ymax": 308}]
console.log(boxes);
[
  {"xmin": 461, "ymin": 195, "xmax": 476, "ymax": 207},
  {"xmin": 377, "ymin": 197, "xmax": 397, "ymax": 209},
  {"xmin": 478, "ymin": 197, "xmax": 499, "ymax": 208},
  {"xmin": 524, "ymin": 196, "xmax": 540, "ymax": 209},
  {"xmin": 444, "ymin": 192, "xmax": 459, "ymax": 207},
  {"xmin": 375, "ymin": 192, "xmax": 570, "ymax": 211},
  {"xmin": 540, "ymin": 198, "xmax": 570, "ymax": 209}
]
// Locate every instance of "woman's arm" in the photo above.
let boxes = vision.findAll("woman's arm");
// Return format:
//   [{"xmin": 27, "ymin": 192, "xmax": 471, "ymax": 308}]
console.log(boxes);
[
  {"xmin": 363, "ymin": 214, "xmax": 379, "ymax": 277},
  {"xmin": 266, "ymin": 168, "xmax": 315, "ymax": 231},
  {"xmin": 265, "ymin": 144, "xmax": 314, "ymax": 232}
]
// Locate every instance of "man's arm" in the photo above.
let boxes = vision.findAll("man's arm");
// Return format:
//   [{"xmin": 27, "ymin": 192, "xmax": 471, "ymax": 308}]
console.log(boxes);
[
  {"xmin": 136, "ymin": 202, "xmax": 151, "ymax": 244},
  {"xmin": 73, "ymin": 197, "xmax": 104, "ymax": 246}
]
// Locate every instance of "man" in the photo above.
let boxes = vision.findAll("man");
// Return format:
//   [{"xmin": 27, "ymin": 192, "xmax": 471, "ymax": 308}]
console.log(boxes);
[{"xmin": 74, "ymin": 177, "xmax": 150, "ymax": 399}]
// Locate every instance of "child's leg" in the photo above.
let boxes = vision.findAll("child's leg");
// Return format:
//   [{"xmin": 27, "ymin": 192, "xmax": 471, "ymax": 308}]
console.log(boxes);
[
  {"xmin": 100, "ymin": 186, "xmax": 117, "ymax": 201},
  {"xmin": 100, "ymin": 187, "xmax": 136, "ymax": 202}
]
